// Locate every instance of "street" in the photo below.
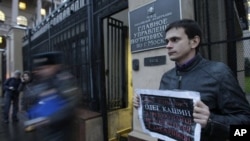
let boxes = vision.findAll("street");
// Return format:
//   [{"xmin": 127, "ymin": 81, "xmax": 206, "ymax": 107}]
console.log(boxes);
[{"xmin": 0, "ymin": 98, "xmax": 36, "ymax": 141}]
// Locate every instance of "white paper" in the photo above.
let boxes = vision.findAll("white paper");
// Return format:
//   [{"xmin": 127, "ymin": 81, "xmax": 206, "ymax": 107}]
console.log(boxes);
[{"xmin": 135, "ymin": 89, "xmax": 201, "ymax": 141}]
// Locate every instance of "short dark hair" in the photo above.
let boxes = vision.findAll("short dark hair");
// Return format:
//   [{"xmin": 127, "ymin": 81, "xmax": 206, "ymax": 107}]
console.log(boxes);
[{"xmin": 165, "ymin": 19, "xmax": 202, "ymax": 52}]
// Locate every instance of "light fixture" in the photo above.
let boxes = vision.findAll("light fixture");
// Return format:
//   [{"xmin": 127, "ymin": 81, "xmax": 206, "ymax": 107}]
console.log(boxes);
[
  {"xmin": 0, "ymin": 35, "xmax": 6, "ymax": 49},
  {"xmin": 0, "ymin": 10, "xmax": 5, "ymax": 22},
  {"xmin": 19, "ymin": 2, "xmax": 26, "ymax": 10},
  {"xmin": 41, "ymin": 8, "xmax": 46, "ymax": 16},
  {"xmin": 17, "ymin": 16, "xmax": 28, "ymax": 26}
]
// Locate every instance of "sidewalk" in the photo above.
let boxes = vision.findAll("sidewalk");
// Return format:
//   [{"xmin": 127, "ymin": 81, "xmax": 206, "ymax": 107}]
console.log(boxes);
[{"xmin": 0, "ymin": 98, "xmax": 36, "ymax": 141}]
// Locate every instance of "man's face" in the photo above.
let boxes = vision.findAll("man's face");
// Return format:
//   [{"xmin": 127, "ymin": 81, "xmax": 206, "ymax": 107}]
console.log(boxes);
[
  {"xmin": 165, "ymin": 27, "xmax": 198, "ymax": 65},
  {"xmin": 23, "ymin": 73, "xmax": 30, "ymax": 81}
]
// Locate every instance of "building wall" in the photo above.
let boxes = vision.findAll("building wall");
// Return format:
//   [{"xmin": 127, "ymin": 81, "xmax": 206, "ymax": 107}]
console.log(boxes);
[
  {"xmin": 0, "ymin": 0, "xmax": 36, "ymax": 78},
  {"xmin": 0, "ymin": 2, "xmax": 11, "ymax": 37}
]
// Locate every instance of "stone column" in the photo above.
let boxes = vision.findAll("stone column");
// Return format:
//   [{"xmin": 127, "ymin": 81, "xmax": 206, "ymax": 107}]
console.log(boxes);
[
  {"xmin": 6, "ymin": 27, "xmax": 24, "ymax": 78},
  {"xmin": 0, "ymin": 52, "xmax": 2, "ymax": 97},
  {"xmin": 11, "ymin": 0, "xmax": 19, "ymax": 26},
  {"xmin": 8, "ymin": 0, "xmax": 22, "ymax": 77},
  {"xmin": 5, "ymin": 33, "xmax": 11, "ymax": 78},
  {"xmin": 11, "ymin": 28, "xmax": 24, "ymax": 72},
  {"xmin": 37, "ymin": 0, "xmax": 42, "ymax": 23}
]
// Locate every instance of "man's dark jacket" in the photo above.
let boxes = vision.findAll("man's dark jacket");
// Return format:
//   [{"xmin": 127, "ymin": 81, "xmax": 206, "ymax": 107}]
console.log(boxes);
[
  {"xmin": 4, "ymin": 77, "xmax": 21, "ymax": 95},
  {"xmin": 159, "ymin": 53, "xmax": 250, "ymax": 141}
]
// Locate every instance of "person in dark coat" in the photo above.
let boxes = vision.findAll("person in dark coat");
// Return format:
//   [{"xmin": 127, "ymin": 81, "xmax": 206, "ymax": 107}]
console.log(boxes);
[
  {"xmin": 18, "ymin": 71, "xmax": 34, "ymax": 112},
  {"xmin": 133, "ymin": 19, "xmax": 250, "ymax": 141},
  {"xmin": 23, "ymin": 52, "xmax": 79, "ymax": 141},
  {"xmin": 3, "ymin": 70, "xmax": 22, "ymax": 123}
]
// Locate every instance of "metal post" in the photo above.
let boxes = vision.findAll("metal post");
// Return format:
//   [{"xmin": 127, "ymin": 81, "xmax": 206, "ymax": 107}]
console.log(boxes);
[
  {"xmin": 90, "ymin": 0, "xmax": 108, "ymax": 139},
  {"xmin": 28, "ymin": 28, "xmax": 32, "ymax": 71},
  {"xmin": 225, "ymin": 0, "xmax": 237, "ymax": 77}
]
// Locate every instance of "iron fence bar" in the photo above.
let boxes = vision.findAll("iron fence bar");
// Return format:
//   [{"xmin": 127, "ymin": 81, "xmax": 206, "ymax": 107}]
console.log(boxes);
[
  {"xmin": 225, "ymin": 0, "xmax": 237, "ymax": 76},
  {"xmin": 97, "ymin": 14, "xmax": 109, "ymax": 141},
  {"xmin": 205, "ymin": 0, "xmax": 212, "ymax": 60}
]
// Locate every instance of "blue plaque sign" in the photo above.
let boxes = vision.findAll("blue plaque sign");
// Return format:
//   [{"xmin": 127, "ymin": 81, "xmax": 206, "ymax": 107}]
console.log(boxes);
[{"xmin": 129, "ymin": 0, "xmax": 181, "ymax": 53}]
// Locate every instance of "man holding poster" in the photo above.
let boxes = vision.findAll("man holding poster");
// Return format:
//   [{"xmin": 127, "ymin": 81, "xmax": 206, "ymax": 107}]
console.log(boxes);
[{"xmin": 134, "ymin": 19, "xmax": 250, "ymax": 141}]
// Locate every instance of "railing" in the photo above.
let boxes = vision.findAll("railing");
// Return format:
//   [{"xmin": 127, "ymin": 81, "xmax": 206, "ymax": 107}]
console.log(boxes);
[{"xmin": 24, "ymin": 0, "xmax": 87, "ymax": 42}]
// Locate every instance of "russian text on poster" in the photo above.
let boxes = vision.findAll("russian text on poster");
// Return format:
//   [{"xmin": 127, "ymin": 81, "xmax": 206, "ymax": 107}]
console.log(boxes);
[{"xmin": 136, "ymin": 89, "xmax": 201, "ymax": 141}]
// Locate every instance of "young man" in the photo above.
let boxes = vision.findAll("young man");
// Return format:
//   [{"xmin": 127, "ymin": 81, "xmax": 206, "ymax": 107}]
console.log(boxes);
[
  {"xmin": 3, "ymin": 70, "xmax": 22, "ymax": 123},
  {"xmin": 134, "ymin": 19, "xmax": 250, "ymax": 141}
]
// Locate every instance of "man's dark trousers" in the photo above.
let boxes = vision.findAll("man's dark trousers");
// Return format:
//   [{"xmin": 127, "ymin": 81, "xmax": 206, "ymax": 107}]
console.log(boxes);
[{"xmin": 3, "ymin": 91, "xmax": 19, "ymax": 122}]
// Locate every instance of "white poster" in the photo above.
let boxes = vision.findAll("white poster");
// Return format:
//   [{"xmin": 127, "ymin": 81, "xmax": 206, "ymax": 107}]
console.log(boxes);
[{"xmin": 135, "ymin": 89, "xmax": 201, "ymax": 141}]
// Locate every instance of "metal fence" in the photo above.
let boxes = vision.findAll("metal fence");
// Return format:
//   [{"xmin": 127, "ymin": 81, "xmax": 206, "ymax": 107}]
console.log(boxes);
[
  {"xmin": 194, "ymin": 0, "xmax": 250, "ymax": 94},
  {"xmin": 22, "ymin": 0, "xmax": 129, "ymax": 112},
  {"xmin": 23, "ymin": 1, "xmax": 92, "ymax": 107}
]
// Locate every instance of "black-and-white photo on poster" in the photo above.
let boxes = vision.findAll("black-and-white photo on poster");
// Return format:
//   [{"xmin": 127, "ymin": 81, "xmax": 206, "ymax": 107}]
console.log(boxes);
[{"xmin": 136, "ymin": 89, "xmax": 201, "ymax": 141}]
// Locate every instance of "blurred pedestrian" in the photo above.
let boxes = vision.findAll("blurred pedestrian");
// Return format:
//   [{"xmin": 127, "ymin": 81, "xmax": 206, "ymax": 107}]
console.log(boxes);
[
  {"xmin": 3, "ymin": 70, "xmax": 22, "ymax": 123},
  {"xmin": 23, "ymin": 52, "xmax": 79, "ymax": 141}
]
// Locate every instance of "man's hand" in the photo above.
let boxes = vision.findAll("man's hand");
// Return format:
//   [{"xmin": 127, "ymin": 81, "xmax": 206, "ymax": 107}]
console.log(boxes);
[
  {"xmin": 193, "ymin": 100, "xmax": 210, "ymax": 128},
  {"xmin": 133, "ymin": 94, "xmax": 140, "ymax": 109}
]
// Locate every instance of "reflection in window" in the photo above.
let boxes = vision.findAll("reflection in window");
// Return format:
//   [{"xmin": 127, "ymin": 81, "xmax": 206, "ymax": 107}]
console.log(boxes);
[
  {"xmin": 17, "ymin": 15, "xmax": 28, "ymax": 26},
  {"xmin": 0, "ymin": 10, "xmax": 5, "ymax": 22}
]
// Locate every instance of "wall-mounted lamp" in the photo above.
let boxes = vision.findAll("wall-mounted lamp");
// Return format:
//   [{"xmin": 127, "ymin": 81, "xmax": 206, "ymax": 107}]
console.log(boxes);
[
  {"xmin": 41, "ymin": 8, "xmax": 46, "ymax": 16},
  {"xmin": 19, "ymin": 2, "xmax": 26, "ymax": 10}
]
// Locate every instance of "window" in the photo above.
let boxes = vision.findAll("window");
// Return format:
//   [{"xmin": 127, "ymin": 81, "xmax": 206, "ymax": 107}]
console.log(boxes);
[
  {"xmin": 19, "ymin": 2, "xmax": 26, "ymax": 10},
  {"xmin": 0, "ymin": 10, "xmax": 5, "ymax": 22},
  {"xmin": 41, "ymin": 8, "xmax": 46, "ymax": 16},
  {"xmin": 17, "ymin": 15, "xmax": 28, "ymax": 26}
]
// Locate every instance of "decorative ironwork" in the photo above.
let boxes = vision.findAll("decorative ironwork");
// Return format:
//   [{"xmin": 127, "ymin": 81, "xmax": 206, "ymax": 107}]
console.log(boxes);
[
  {"xmin": 105, "ymin": 17, "xmax": 127, "ymax": 110},
  {"xmin": 23, "ymin": 0, "xmax": 129, "ymax": 112}
]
